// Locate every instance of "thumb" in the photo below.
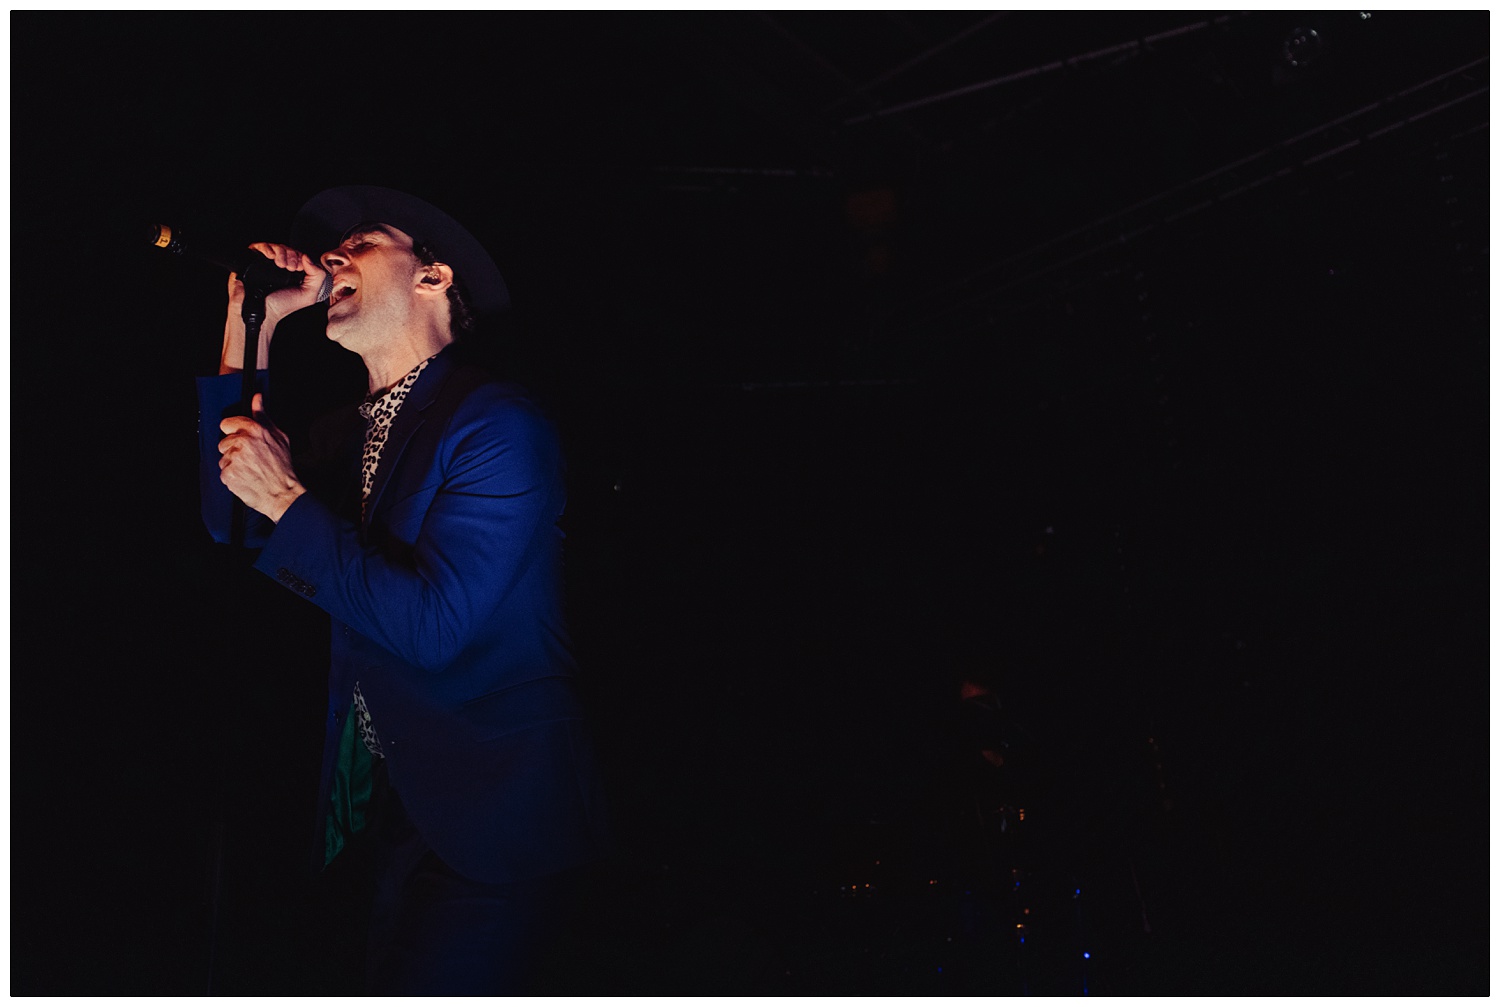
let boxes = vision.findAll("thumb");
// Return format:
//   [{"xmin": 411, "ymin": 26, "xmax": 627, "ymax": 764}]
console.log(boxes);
[{"xmin": 252, "ymin": 393, "xmax": 288, "ymax": 440}]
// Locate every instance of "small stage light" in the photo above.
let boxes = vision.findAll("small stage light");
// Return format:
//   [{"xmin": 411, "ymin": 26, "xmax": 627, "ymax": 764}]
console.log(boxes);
[{"xmin": 1282, "ymin": 27, "xmax": 1324, "ymax": 69}]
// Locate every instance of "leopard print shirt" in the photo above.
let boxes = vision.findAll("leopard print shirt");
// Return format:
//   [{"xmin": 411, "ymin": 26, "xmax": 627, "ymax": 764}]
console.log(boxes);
[
  {"xmin": 358, "ymin": 356, "xmax": 436, "ymax": 522},
  {"xmin": 351, "ymin": 353, "xmax": 438, "ymax": 758}
]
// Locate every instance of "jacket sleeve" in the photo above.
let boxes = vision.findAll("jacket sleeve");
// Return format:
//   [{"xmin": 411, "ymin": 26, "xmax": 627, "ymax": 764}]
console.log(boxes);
[
  {"xmin": 251, "ymin": 386, "xmax": 563, "ymax": 674},
  {"xmin": 197, "ymin": 372, "xmax": 274, "ymax": 548}
]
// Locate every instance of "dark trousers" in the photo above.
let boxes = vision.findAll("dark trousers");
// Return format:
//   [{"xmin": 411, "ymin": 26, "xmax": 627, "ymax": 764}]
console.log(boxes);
[{"xmin": 364, "ymin": 762, "xmax": 567, "ymax": 995}]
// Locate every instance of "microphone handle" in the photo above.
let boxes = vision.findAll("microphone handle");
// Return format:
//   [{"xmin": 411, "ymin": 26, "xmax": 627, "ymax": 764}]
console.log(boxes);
[{"xmin": 148, "ymin": 223, "xmax": 323, "ymax": 297}]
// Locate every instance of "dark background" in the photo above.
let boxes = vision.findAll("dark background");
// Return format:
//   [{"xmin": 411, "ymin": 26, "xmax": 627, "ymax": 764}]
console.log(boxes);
[{"xmin": 11, "ymin": 11, "xmax": 1489, "ymax": 994}]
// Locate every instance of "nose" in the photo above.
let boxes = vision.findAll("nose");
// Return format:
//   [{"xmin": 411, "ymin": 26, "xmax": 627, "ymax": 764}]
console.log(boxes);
[{"xmin": 320, "ymin": 247, "xmax": 347, "ymax": 271}]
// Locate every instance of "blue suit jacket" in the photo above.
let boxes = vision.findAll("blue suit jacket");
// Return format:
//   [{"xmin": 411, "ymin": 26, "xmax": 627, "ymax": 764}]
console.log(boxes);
[{"xmin": 198, "ymin": 347, "xmax": 608, "ymax": 883}]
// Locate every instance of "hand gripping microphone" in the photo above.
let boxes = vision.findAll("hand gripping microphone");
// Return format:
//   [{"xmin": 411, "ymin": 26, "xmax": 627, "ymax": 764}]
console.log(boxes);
[{"xmin": 147, "ymin": 223, "xmax": 333, "ymax": 302}]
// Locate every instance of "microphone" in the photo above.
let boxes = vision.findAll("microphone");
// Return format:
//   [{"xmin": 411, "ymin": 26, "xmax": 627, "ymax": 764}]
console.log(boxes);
[{"xmin": 147, "ymin": 223, "xmax": 332, "ymax": 301}]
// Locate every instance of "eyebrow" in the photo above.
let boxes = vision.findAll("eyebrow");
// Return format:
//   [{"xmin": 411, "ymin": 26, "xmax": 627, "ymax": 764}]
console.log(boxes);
[{"xmin": 340, "ymin": 222, "xmax": 399, "ymax": 243}]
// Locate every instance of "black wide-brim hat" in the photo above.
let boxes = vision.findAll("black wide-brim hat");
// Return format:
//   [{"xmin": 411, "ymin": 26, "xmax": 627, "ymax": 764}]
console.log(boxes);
[{"xmin": 290, "ymin": 185, "xmax": 510, "ymax": 319}]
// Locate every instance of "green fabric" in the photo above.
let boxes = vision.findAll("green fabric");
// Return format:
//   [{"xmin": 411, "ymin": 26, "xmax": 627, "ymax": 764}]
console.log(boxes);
[{"xmin": 324, "ymin": 704, "xmax": 376, "ymax": 867}]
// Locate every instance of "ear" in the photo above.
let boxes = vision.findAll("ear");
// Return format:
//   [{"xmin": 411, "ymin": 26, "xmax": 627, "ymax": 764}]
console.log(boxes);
[{"xmin": 415, "ymin": 261, "xmax": 455, "ymax": 296}]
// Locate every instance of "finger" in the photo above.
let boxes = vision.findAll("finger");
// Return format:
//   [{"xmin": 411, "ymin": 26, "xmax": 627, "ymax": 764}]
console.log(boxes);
[{"xmin": 220, "ymin": 416, "xmax": 257, "ymax": 436}]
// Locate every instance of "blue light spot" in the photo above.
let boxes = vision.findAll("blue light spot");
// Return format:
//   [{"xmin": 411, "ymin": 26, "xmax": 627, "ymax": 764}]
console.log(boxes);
[{"xmin": 1083, "ymin": 952, "xmax": 1091, "ymax": 959}]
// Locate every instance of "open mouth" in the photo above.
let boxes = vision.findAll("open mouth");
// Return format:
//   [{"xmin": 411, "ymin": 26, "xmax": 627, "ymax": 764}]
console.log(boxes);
[{"xmin": 330, "ymin": 284, "xmax": 357, "ymax": 307}]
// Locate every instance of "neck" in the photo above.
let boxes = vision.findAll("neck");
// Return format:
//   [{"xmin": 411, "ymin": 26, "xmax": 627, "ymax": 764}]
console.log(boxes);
[{"xmin": 361, "ymin": 327, "xmax": 453, "ymax": 394}]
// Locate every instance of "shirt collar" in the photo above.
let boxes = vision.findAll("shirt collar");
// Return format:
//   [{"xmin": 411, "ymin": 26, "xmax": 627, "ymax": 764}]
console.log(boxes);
[{"xmin": 358, "ymin": 352, "xmax": 440, "ymax": 417}]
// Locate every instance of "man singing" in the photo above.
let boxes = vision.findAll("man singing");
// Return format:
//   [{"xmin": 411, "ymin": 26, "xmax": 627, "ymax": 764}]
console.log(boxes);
[{"xmin": 198, "ymin": 186, "xmax": 608, "ymax": 993}]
